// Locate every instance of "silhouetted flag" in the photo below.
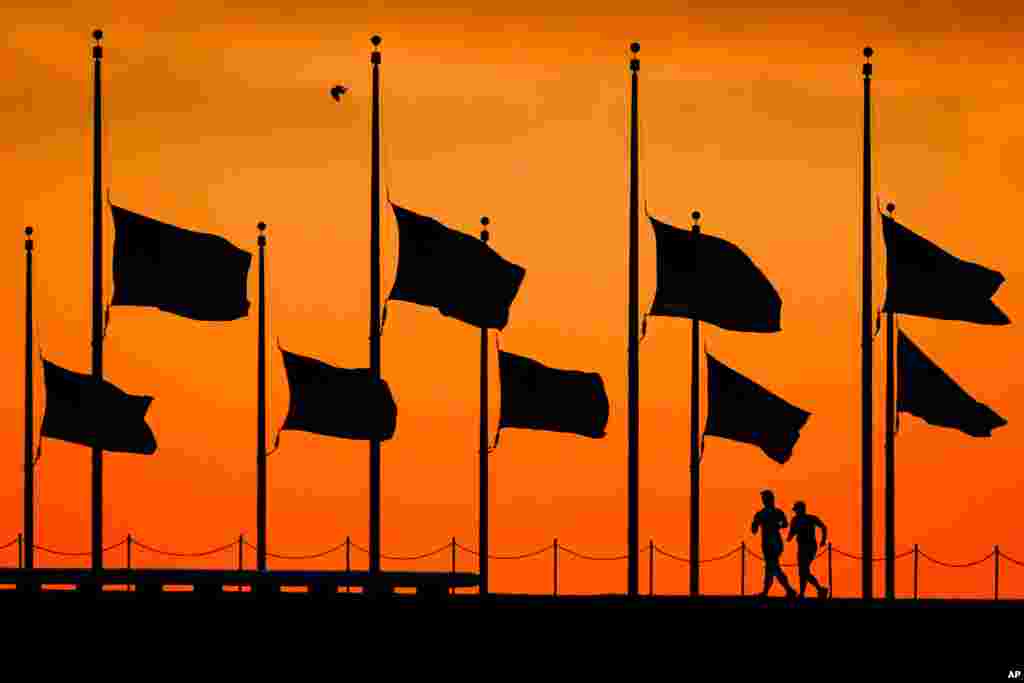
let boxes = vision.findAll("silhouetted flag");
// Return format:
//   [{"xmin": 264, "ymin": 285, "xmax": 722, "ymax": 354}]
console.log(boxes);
[
  {"xmin": 41, "ymin": 359, "xmax": 156, "ymax": 454},
  {"xmin": 648, "ymin": 216, "xmax": 781, "ymax": 332},
  {"xmin": 280, "ymin": 348, "xmax": 397, "ymax": 441},
  {"xmin": 497, "ymin": 351, "xmax": 609, "ymax": 438},
  {"xmin": 389, "ymin": 204, "xmax": 526, "ymax": 329},
  {"xmin": 897, "ymin": 331, "xmax": 1006, "ymax": 437},
  {"xmin": 704, "ymin": 353, "xmax": 810, "ymax": 463},
  {"xmin": 882, "ymin": 214, "xmax": 1009, "ymax": 325},
  {"xmin": 111, "ymin": 205, "xmax": 253, "ymax": 321}
]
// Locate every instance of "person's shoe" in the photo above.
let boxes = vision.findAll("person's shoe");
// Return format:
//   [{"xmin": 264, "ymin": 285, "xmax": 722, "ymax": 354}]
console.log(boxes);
[
  {"xmin": 817, "ymin": 586, "xmax": 829, "ymax": 600},
  {"xmin": 785, "ymin": 588, "xmax": 798, "ymax": 600}
]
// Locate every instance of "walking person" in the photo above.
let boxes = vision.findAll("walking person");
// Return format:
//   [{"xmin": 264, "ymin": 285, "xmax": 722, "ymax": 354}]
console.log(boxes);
[
  {"xmin": 787, "ymin": 500, "xmax": 829, "ymax": 599},
  {"xmin": 751, "ymin": 489, "xmax": 796, "ymax": 598}
]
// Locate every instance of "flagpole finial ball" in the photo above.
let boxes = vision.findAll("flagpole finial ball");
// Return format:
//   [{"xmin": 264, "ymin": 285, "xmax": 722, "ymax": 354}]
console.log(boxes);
[
  {"xmin": 863, "ymin": 46, "xmax": 873, "ymax": 59},
  {"xmin": 691, "ymin": 210, "xmax": 701, "ymax": 222},
  {"xmin": 25, "ymin": 226, "xmax": 33, "ymax": 236},
  {"xmin": 630, "ymin": 42, "xmax": 640, "ymax": 53},
  {"xmin": 93, "ymin": 29, "xmax": 103, "ymax": 41},
  {"xmin": 886, "ymin": 203, "xmax": 895, "ymax": 215},
  {"xmin": 371, "ymin": 35, "xmax": 382, "ymax": 47}
]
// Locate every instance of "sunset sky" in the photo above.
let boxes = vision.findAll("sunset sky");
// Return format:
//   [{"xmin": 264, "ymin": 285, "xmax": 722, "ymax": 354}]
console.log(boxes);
[{"xmin": 2, "ymin": 1, "xmax": 1022, "ymax": 597}]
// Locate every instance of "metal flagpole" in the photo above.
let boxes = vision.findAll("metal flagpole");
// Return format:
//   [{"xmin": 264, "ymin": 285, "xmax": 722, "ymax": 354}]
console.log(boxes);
[
  {"xmin": 860, "ymin": 46, "xmax": 875, "ymax": 600},
  {"xmin": 884, "ymin": 202, "xmax": 896, "ymax": 599},
  {"xmin": 91, "ymin": 28, "xmax": 105, "ymax": 574},
  {"xmin": 479, "ymin": 216, "xmax": 491, "ymax": 596},
  {"xmin": 257, "ymin": 222, "xmax": 267, "ymax": 571},
  {"xmin": 627, "ymin": 40, "xmax": 640, "ymax": 597},
  {"xmin": 24, "ymin": 226, "xmax": 34, "ymax": 570},
  {"xmin": 369, "ymin": 34, "xmax": 383, "ymax": 576},
  {"xmin": 690, "ymin": 211, "xmax": 701, "ymax": 596}
]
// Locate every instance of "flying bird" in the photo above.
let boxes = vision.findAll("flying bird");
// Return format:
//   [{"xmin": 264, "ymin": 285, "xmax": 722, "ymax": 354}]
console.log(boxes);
[{"xmin": 330, "ymin": 85, "xmax": 349, "ymax": 101}]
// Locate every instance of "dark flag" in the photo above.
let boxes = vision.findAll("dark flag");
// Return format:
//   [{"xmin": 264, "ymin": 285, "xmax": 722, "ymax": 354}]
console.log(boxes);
[
  {"xmin": 497, "ymin": 350, "xmax": 609, "ymax": 438},
  {"xmin": 704, "ymin": 353, "xmax": 810, "ymax": 463},
  {"xmin": 111, "ymin": 204, "xmax": 253, "ymax": 321},
  {"xmin": 882, "ymin": 213, "xmax": 1009, "ymax": 325},
  {"xmin": 41, "ymin": 359, "xmax": 156, "ymax": 454},
  {"xmin": 280, "ymin": 347, "xmax": 397, "ymax": 441},
  {"xmin": 389, "ymin": 204, "xmax": 526, "ymax": 330},
  {"xmin": 648, "ymin": 216, "xmax": 781, "ymax": 332},
  {"xmin": 897, "ymin": 331, "xmax": 1006, "ymax": 437}
]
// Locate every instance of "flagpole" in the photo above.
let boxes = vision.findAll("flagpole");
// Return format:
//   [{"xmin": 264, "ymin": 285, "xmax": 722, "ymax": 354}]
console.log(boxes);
[
  {"xmin": 257, "ymin": 221, "xmax": 267, "ymax": 572},
  {"xmin": 690, "ymin": 210, "xmax": 701, "ymax": 596},
  {"xmin": 479, "ymin": 216, "xmax": 491, "ymax": 596},
  {"xmin": 627, "ymin": 41, "xmax": 640, "ymax": 597},
  {"xmin": 861, "ymin": 46, "xmax": 874, "ymax": 600},
  {"xmin": 91, "ymin": 28, "xmax": 105, "ymax": 574},
  {"xmin": 369, "ymin": 34, "xmax": 382, "ymax": 576},
  {"xmin": 884, "ymin": 202, "xmax": 896, "ymax": 599},
  {"xmin": 24, "ymin": 226, "xmax": 34, "ymax": 571}
]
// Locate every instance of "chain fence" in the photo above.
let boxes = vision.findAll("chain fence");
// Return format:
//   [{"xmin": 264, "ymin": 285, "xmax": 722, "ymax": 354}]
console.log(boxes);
[{"xmin": 0, "ymin": 532, "xmax": 1017, "ymax": 599}]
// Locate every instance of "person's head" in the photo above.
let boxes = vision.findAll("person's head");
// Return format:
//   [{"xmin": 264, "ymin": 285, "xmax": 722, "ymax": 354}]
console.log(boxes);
[
  {"xmin": 792, "ymin": 500, "xmax": 806, "ymax": 515},
  {"xmin": 760, "ymin": 490, "xmax": 775, "ymax": 508}
]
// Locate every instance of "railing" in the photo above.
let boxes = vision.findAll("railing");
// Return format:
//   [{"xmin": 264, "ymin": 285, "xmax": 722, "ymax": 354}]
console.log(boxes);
[{"xmin": 2, "ymin": 533, "xmax": 1018, "ymax": 599}]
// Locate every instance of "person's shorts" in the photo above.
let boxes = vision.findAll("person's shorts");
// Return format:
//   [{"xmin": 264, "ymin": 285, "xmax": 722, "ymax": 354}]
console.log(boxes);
[{"xmin": 762, "ymin": 539, "xmax": 783, "ymax": 559}]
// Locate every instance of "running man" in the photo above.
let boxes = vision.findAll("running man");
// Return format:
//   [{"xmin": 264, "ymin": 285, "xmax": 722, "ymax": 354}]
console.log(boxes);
[
  {"xmin": 751, "ymin": 490, "xmax": 796, "ymax": 598},
  {"xmin": 787, "ymin": 500, "xmax": 829, "ymax": 599}
]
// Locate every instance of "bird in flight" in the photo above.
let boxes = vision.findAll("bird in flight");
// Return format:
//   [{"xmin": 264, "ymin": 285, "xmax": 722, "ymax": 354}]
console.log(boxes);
[{"xmin": 330, "ymin": 85, "xmax": 349, "ymax": 101}]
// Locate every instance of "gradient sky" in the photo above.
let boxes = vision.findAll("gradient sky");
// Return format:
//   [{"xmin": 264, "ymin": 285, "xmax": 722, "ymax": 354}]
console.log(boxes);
[{"xmin": 2, "ymin": 1, "xmax": 1022, "ymax": 597}]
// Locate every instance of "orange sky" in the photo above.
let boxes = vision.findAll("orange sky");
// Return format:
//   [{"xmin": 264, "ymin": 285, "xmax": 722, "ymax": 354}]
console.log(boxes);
[{"xmin": 2, "ymin": 1, "xmax": 1022, "ymax": 597}]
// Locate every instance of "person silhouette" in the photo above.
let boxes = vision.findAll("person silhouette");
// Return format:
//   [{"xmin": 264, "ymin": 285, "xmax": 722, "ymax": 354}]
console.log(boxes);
[
  {"xmin": 751, "ymin": 489, "xmax": 796, "ymax": 598},
  {"xmin": 787, "ymin": 500, "xmax": 829, "ymax": 599}
]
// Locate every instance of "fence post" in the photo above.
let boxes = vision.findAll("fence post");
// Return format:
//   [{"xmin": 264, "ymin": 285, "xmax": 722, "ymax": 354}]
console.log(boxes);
[
  {"xmin": 741, "ymin": 541, "xmax": 746, "ymax": 597},
  {"xmin": 553, "ymin": 538, "xmax": 559, "ymax": 597},
  {"xmin": 345, "ymin": 535, "xmax": 351, "ymax": 594},
  {"xmin": 126, "ymin": 533, "xmax": 133, "ymax": 592},
  {"xmin": 913, "ymin": 544, "xmax": 919, "ymax": 600},
  {"xmin": 451, "ymin": 536, "xmax": 456, "ymax": 596},
  {"xmin": 994, "ymin": 545, "xmax": 1000, "ymax": 602},
  {"xmin": 17, "ymin": 532, "xmax": 23, "ymax": 569},
  {"xmin": 827, "ymin": 542, "xmax": 833, "ymax": 599},
  {"xmin": 648, "ymin": 539, "xmax": 654, "ymax": 596},
  {"xmin": 238, "ymin": 534, "xmax": 244, "ymax": 571}
]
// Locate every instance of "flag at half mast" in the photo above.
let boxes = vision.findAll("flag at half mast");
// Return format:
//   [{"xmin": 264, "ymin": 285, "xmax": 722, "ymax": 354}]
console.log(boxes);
[
  {"xmin": 648, "ymin": 215, "xmax": 782, "ymax": 333},
  {"xmin": 703, "ymin": 353, "xmax": 811, "ymax": 463},
  {"xmin": 389, "ymin": 203, "xmax": 526, "ymax": 330},
  {"xmin": 882, "ymin": 213, "xmax": 1009, "ymax": 325},
  {"xmin": 41, "ymin": 358, "xmax": 157, "ymax": 455},
  {"xmin": 897, "ymin": 331, "xmax": 1007, "ymax": 437},
  {"xmin": 111, "ymin": 204, "xmax": 253, "ymax": 321},
  {"xmin": 278, "ymin": 347, "xmax": 397, "ymax": 442},
  {"xmin": 497, "ymin": 350, "xmax": 609, "ymax": 439}
]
